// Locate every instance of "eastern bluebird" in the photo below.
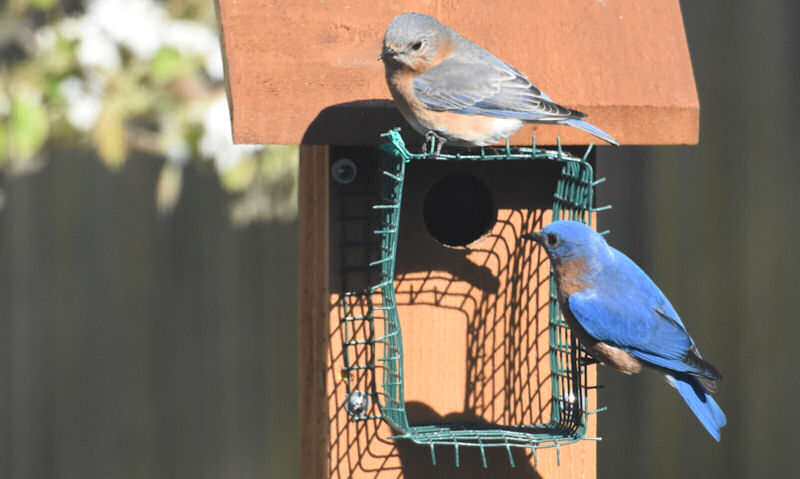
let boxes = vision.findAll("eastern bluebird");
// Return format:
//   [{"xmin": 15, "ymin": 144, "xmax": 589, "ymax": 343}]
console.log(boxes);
[
  {"xmin": 380, "ymin": 12, "xmax": 619, "ymax": 150},
  {"xmin": 523, "ymin": 221, "xmax": 726, "ymax": 441}
]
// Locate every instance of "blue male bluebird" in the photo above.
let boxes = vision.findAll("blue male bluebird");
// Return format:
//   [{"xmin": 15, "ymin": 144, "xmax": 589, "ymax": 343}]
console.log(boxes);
[
  {"xmin": 380, "ymin": 13, "xmax": 619, "ymax": 151},
  {"xmin": 523, "ymin": 221, "xmax": 726, "ymax": 441}
]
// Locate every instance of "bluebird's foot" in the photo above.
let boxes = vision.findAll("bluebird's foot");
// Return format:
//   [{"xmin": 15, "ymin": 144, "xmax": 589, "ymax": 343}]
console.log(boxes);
[
  {"xmin": 424, "ymin": 131, "xmax": 447, "ymax": 157},
  {"xmin": 580, "ymin": 356, "xmax": 599, "ymax": 366},
  {"xmin": 486, "ymin": 146, "xmax": 502, "ymax": 156}
]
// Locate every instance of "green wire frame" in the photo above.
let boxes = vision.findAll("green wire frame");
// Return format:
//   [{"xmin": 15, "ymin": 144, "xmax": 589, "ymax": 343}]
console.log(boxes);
[{"xmin": 339, "ymin": 128, "xmax": 608, "ymax": 468}]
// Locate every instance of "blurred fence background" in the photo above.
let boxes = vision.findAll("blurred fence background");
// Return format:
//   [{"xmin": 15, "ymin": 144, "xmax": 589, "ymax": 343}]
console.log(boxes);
[
  {"xmin": 1, "ymin": 1, "xmax": 799, "ymax": 478},
  {"xmin": 596, "ymin": 2, "xmax": 800, "ymax": 478},
  {"xmin": 1, "ymin": 0, "xmax": 299, "ymax": 477},
  {"xmin": 0, "ymin": 150, "xmax": 299, "ymax": 478}
]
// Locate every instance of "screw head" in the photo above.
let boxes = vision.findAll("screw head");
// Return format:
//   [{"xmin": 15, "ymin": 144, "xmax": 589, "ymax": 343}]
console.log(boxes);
[
  {"xmin": 331, "ymin": 158, "xmax": 357, "ymax": 184},
  {"xmin": 344, "ymin": 390, "xmax": 369, "ymax": 417}
]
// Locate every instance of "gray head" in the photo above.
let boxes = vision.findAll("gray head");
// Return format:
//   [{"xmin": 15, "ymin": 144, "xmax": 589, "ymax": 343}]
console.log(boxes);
[
  {"xmin": 380, "ymin": 13, "xmax": 455, "ymax": 72},
  {"xmin": 522, "ymin": 220, "xmax": 610, "ymax": 264}
]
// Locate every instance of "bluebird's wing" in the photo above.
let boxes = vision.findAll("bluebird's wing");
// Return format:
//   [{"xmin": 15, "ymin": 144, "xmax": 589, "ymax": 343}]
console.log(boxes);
[
  {"xmin": 567, "ymin": 290, "xmax": 701, "ymax": 370},
  {"xmin": 566, "ymin": 250, "xmax": 720, "ymax": 380},
  {"xmin": 412, "ymin": 56, "xmax": 583, "ymax": 121},
  {"xmin": 561, "ymin": 119, "xmax": 620, "ymax": 146}
]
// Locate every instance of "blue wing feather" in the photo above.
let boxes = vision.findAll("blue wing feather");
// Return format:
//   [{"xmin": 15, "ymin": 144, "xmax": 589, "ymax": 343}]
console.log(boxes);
[
  {"xmin": 566, "ymin": 247, "xmax": 709, "ymax": 375},
  {"xmin": 567, "ymin": 290, "xmax": 693, "ymax": 362},
  {"xmin": 412, "ymin": 57, "xmax": 578, "ymax": 120},
  {"xmin": 411, "ymin": 56, "xmax": 618, "ymax": 145},
  {"xmin": 563, "ymin": 119, "xmax": 620, "ymax": 146}
]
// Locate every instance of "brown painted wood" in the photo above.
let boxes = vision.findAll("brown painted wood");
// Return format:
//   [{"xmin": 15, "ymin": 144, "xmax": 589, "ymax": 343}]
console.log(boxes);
[
  {"xmin": 298, "ymin": 146, "xmax": 331, "ymax": 479},
  {"xmin": 320, "ymin": 151, "xmax": 597, "ymax": 478},
  {"xmin": 216, "ymin": 0, "xmax": 698, "ymax": 146}
]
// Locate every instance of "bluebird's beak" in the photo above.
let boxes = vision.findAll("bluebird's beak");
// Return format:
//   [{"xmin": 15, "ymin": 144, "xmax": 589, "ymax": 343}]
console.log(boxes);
[
  {"xmin": 522, "ymin": 232, "xmax": 541, "ymax": 243},
  {"xmin": 378, "ymin": 46, "xmax": 395, "ymax": 61}
]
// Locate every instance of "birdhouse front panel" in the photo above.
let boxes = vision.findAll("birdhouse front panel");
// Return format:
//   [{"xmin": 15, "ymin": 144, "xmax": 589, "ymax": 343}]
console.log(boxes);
[{"xmin": 322, "ymin": 140, "xmax": 598, "ymax": 477}]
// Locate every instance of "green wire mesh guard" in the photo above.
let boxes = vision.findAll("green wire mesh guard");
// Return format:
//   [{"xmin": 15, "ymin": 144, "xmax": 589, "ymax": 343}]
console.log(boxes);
[{"xmin": 339, "ymin": 128, "xmax": 609, "ymax": 468}]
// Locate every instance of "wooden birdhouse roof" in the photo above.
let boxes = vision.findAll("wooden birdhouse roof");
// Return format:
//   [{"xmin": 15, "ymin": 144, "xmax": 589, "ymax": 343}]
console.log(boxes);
[{"xmin": 216, "ymin": 0, "xmax": 698, "ymax": 146}]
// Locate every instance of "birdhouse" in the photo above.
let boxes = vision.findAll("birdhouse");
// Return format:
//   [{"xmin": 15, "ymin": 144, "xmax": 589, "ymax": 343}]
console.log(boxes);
[{"xmin": 215, "ymin": 1, "xmax": 698, "ymax": 478}]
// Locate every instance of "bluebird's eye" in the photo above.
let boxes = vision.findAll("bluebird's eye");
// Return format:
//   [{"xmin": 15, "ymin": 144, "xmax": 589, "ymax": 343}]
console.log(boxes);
[
  {"xmin": 546, "ymin": 233, "xmax": 559, "ymax": 247},
  {"xmin": 411, "ymin": 41, "xmax": 423, "ymax": 51}
]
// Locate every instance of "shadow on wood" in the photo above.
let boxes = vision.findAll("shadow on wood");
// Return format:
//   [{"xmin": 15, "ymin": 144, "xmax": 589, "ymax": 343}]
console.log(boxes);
[
  {"xmin": 396, "ymin": 402, "xmax": 544, "ymax": 478},
  {"xmin": 301, "ymin": 100, "xmax": 422, "ymax": 147}
]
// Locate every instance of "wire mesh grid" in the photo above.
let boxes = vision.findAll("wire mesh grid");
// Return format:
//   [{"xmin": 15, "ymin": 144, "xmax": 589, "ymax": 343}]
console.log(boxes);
[{"xmin": 338, "ymin": 128, "xmax": 608, "ymax": 467}]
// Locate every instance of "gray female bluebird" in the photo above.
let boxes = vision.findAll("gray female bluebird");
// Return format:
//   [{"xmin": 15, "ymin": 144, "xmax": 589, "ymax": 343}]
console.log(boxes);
[{"xmin": 380, "ymin": 12, "xmax": 619, "ymax": 149}]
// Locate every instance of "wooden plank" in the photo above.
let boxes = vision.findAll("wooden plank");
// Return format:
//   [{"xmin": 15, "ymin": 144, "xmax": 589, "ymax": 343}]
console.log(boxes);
[
  {"xmin": 216, "ymin": 0, "xmax": 698, "ymax": 145},
  {"xmin": 298, "ymin": 146, "xmax": 331, "ymax": 479}
]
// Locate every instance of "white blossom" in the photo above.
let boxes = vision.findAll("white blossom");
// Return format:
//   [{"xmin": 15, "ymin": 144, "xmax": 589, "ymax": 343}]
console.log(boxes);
[
  {"xmin": 75, "ymin": 24, "xmax": 122, "ymax": 71},
  {"xmin": 85, "ymin": 0, "xmax": 164, "ymax": 60},
  {"xmin": 200, "ymin": 95, "xmax": 262, "ymax": 172},
  {"xmin": 60, "ymin": 76, "xmax": 102, "ymax": 131}
]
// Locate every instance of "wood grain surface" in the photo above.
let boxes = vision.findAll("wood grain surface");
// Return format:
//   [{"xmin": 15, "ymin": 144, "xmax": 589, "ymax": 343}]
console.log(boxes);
[
  {"xmin": 217, "ymin": 0, "xmax": 697, "ymax": 145},
  {"xmin": 305, "ymin": 149, "xmax": 598, "ymax": 478}
]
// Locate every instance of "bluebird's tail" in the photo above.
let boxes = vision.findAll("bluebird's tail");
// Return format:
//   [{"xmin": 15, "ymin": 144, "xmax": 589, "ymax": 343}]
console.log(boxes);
[
  {"xmin": 664, "ymin": 372, "xmax": 727, "ymax": 441},
  {"xmin": 563, "ymin": 119, "xmax": 619, "ymax": 146}
]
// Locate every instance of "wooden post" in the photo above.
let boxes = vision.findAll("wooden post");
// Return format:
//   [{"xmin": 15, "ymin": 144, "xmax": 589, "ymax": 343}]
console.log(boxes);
[{"xmin": 298, "ymin": 146, "xmax": 330, "ymax": 479}]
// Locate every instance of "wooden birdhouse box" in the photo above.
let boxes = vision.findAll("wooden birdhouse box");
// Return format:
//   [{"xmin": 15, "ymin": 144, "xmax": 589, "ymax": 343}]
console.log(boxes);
[{"xmin": 215, "ymin": 1, "xmax": 698, "ymax": 478}]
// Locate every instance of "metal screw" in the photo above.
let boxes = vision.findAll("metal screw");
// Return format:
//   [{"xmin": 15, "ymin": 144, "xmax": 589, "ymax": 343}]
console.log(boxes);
[
  {"xmin": 560, "ymin": 391, "xmax": 578, "ymax": 414},
  {"xmin": 331, "ymin": 158, "xmax": 357, "ymax": 184},
  {"xmin": 344, "ymin": 390, "xmax": 369, "ymax": 417}
]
